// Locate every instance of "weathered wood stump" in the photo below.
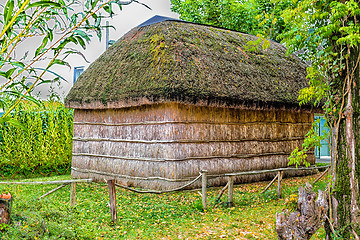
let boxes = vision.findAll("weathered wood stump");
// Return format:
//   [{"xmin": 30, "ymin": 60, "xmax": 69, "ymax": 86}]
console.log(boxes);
[
  {"xmin": 0, "ymin": 193, "xmax": 12, "ymax": 226},
  {"xmin": 276, "ymin": 183, "xmax": 328, "ymax": 240}
]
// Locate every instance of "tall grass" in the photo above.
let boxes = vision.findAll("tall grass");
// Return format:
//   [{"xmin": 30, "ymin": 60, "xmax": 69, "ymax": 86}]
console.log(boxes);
[{"xmin": 0, "ymin": 101, "xmax": 73, "ymax": 178}]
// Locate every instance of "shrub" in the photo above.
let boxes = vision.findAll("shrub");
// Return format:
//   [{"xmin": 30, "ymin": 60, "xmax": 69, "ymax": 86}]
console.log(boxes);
[{"xmin": 0, "ymin": 101, "xmax": 73, "ymax": 178}]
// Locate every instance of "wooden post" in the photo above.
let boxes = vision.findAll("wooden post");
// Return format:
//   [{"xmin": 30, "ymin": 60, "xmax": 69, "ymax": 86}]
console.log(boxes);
[
  {"xmin": 277, "ymin": 171, "xmax": 283, "ymax": 198},
  {"xmin": 201, "ymin": 170, "xmax": 208, "ymax": 210},
  {"xmin": 70, "ymin": 183, "xmax": 77, "ymax": 206},
  {"xmin": 107, "ymin": 179, "xmax": 117, "ymax": 222},
  {"xmin": 228, "ymin": 176, "xmax": 234, "ymax": 207}
]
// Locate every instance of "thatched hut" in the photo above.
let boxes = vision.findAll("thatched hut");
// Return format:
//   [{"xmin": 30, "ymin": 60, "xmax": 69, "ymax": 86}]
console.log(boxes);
[{"xmin": 65, "ymin": 16, "xmax": 318, "ymax": 190}]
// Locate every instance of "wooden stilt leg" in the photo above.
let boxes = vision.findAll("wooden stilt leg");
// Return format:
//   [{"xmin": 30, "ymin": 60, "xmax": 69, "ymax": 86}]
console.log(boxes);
[
  {"xmin": 228, "ymin": 176, "xmax": 234, "ymax": 207},
  {"xmin": 277, "ymin": 171, "xmax": 283, "ymax": 198},
  {"xmin": 70, "ymin": 182, "xmax": 77, "ymax": 206},
  {"xmin": 201, "ymin": 170, "xmax": 208, "ymax": 210},
  {"xmin": 107, "ymin": 179, "xmax": 117, "ymax": 222}
]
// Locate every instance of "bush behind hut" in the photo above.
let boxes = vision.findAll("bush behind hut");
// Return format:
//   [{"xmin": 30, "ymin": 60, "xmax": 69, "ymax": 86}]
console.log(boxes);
[{"xmin": 0, "ymin": 101, "xmax": 73, "ymax": 178}]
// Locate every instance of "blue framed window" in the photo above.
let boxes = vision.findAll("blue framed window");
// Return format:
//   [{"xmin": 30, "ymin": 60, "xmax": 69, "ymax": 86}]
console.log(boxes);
[
  {"xmin": 314, "ymin": 115, "xmax": 330, "ymax": 158},
  {"xmin": 73, "ymin": 66, "xmax": 84, "ymax": 84}
]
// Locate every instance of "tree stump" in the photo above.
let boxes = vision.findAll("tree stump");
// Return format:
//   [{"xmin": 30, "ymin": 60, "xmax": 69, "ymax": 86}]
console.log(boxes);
[
  {"xmin": 0, "ymin": 193, "xmax": 12, "ymax": 226},
  {"xmin": 275, "ymin": 183, "xmax": 328, "ymax": 240}
]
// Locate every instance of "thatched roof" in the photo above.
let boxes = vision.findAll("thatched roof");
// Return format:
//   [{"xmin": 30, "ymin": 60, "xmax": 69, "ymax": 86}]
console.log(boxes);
[{"xmin": 65, "ymin": 17, "xmax": 314, "ymax": 111}]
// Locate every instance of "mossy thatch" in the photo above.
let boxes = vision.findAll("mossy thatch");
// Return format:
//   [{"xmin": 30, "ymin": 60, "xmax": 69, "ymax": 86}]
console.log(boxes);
[{"xmin": 65, "ymin": 20, "xmax": 312, "ymax": 110}]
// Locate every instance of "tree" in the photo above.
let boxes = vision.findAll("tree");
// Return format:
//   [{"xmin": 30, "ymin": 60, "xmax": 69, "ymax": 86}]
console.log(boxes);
[
  {"xmin": 280, "ymin": 0, "xmax": 360, "ymax": 238},
  {"xmin": 0, "ymin": 0, "xmax": 144, "ymax": 121},
  {"xmin": 170, "ymin": 0, "xmax": 295, "ymax": 41}
]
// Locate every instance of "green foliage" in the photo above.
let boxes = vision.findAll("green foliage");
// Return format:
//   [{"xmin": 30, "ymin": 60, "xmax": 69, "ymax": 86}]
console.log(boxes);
[
  {"xmin": 288, "ymin": 147, "xmax": 310, "ymax": 168},
  {"xmin": 244, "ymin": 34, "xmax": 271, "ymax": 52},
  {"xmin": 0, "ymin": 222, "xmax": 9, "ymax": 231},
  {"xmin": 170, "ymin": 0, "xmax": 295, "ymax": 40},
  {"xmin": 0, "ymin": 101, "xmax": 73, "ymax": 177},
  {"xmin": 288, "ymin": 118, "xmax": 328, "ymax": 167},
  {"xmin": 280, "ymin": 0, "xmax": 360, "ymax": 106}
]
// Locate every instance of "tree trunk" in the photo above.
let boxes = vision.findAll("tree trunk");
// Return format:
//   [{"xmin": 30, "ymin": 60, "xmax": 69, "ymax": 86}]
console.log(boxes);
[
  {"xmin": 276, "ymin": 183, "xmax": 328, "ymax": 240},
  {"xmin": 327, "ymin": 28, "xmax": 360, "ymax": 238}
]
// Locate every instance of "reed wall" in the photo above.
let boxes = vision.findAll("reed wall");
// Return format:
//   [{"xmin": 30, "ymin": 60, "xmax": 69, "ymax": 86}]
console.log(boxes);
[{"xmin": 71, "ymin": 103, "xmax": 315, "ymax": 190}]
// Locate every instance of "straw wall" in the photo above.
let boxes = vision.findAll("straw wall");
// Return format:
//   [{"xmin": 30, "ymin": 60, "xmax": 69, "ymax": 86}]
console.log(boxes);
[{"xmin": 71, "ymin": 103, "xmax": 315, "ymax": 190}]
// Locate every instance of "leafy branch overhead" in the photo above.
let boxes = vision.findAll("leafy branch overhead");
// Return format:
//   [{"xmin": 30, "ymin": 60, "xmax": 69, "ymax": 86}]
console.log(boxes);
[{"xmin": 0, "ymin": 0, "xmax": 144, "ymax": 119}]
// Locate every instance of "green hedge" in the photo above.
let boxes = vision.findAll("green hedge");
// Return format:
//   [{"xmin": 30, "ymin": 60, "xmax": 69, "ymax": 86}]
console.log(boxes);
[{"xmin": 0, "ymin": 102, "xmax": 73, "ymax": 178}]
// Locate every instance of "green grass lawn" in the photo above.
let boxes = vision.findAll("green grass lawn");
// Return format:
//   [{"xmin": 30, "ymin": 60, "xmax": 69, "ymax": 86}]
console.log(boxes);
[{"xmin": 0, "ymin": 173, "xmax": 329, "ymax": 239}]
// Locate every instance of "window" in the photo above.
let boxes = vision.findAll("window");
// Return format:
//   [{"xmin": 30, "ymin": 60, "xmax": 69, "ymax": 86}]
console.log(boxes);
[
  {"xmin": 73, "ymin": 66, "xmax": 84, "ymax": 84},
  {"xmin": 314, "ymin": 115, "xmax": 330, "ymax": 159}
]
